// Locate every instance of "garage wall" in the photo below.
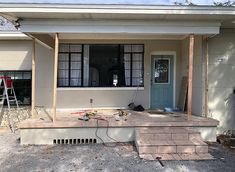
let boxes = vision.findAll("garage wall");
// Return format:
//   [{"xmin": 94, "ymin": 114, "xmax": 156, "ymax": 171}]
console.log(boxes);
[
  {"xmin": 0, "ymin": 40, "xmax": 32, "ymax": 70},
  {"xmin": 208, "ymin": 29, "xmax": 235, "ymax": 133},
  {"xmin": 0, "ymin": 40, "xmax": 54, "ymax": 108}
]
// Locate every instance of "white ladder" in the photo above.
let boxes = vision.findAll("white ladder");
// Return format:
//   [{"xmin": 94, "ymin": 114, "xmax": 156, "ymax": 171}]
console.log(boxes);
[{"xmin": 0, "ymin": 76, "xmax": 19, "ymax": 132}]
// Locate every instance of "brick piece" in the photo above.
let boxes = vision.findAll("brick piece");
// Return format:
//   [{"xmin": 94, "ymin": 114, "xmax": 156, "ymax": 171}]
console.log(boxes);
[
  {"xmin": 196, "ymin": 146, "xmax": 208, "ymax": 153},
  {"xmin": 138, "ymin": 146, "xmax": 157, "ymax": 154},
  {"xmin": 172, "ymin": 133, "xmax": 188, "ymax": 140},
  {"xmin": 139, "ymin": 154, "xmax": 154, "ymax": 160},
  {"xmin": 158, "ymin": 146, "xmax": 176, "ymax": 153},
  {"xmin": 179, "ymin": 153, "xmax": 201, "ymax": 160},
  {"xmin": 172, "ymin": 154, "xmax": 182, "ymax": 160},
  {"xmin": 189, "ymin": 133, "xmax": 201, "ymax": 140},
  {"xmin": 177, "ymin": 146, "xmax": 195, "ymax": 153},
  {"xmin": 197, "ymin": 153, "xmax": 214, "ymax": 160}
]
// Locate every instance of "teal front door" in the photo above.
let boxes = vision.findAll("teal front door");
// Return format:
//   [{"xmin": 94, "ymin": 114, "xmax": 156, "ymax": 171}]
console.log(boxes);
[{"xmin": 151, "ymin": 55, "xmax": 174, "ymax": 109}]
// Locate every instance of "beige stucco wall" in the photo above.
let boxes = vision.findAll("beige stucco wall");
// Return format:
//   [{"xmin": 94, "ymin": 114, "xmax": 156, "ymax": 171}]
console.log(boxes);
[
  {"xmin": 208, "ymin": 29, "xmax": 235, "ymax": 133},
  {"xmin": 0, "ymin": 40, "xmax": 32, "ymax": 70},
  {"xmin": 181, "ymin": 36, "xmax": 204, "ymax": 116},
  {"xmin": 0, "ymin": 39, "xmax": 185, "ymax": 110}
]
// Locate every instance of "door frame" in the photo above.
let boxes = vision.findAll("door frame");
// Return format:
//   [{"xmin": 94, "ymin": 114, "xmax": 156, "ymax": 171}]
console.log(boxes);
[{"xmin": 150, "ymin": 51, "xmax": 176, "ymax": 109}]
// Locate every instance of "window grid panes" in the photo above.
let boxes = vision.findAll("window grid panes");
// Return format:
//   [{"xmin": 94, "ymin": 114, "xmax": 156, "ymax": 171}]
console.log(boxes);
[
  {"xmin": 58, "ymin": 44, "xmax": 144, "ymax": 87},
  {"xmin": 0, "ymin": 71, "xmax": 31, "ymax": 105},
  {"xmin": 58, "ymin": 44, "xmax": 83, "ymax": 87}
]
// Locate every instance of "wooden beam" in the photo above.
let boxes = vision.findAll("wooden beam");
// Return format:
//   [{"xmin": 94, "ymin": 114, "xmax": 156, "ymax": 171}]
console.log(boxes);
[
  {"xmin": 52, "ymin": 33, "xmax": 59, "ymax": 123},
  {"xmin": 204, "ymin": 37, "xmax": 209, "ymax": 118},
  {"xmin": 31, "ymin": 38, "xmax": 36, "ymax": 118},
  {"xmin": 187, "ymin": 34, "xmax": 194, "ymax": 120}
]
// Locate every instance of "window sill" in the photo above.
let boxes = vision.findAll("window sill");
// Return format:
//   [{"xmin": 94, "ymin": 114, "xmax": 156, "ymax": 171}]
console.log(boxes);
[{"xmin": 57, "ymin": 87, "xmax": 144, "ymax": 91}]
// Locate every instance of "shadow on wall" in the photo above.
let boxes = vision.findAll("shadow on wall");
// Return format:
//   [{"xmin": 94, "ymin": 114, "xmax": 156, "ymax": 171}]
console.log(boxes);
[
  {"xmin": 224, "ymin": 88, "xmax": 235, "ymax": 131},
  {"xmin": 208, "ymin": 31, "xmax": 235, "ymax": 134}
]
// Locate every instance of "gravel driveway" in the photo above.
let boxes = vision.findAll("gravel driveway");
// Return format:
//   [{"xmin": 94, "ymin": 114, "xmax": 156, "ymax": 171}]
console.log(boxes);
[{"xmin": 0, "ymin": 129, "xmax": 235, "ymax": 172}]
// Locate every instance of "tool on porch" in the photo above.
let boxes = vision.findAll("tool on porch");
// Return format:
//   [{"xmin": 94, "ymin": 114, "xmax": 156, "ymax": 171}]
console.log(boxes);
[
  {"xmin": 77, "ymin": 110, "xmax": 97, "ymax": 121},
  {"xmin": 156, "ymin": 156, "xmax": 164, "ymax": 167},
  {"xmin": 0, "ymin": 76, "xmax": 19, "ymax": 132}
]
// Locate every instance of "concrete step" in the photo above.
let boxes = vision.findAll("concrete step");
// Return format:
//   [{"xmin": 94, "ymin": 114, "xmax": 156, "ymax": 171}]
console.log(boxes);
[
  {"xmin": 139, "ymin": 153, "xmax": 214, "ymax": 161},
  {"xmin": 136, "ymin": 139, "xmax": 208, "ymax": 154},
  {"xmin": 135, "ymin": 127, "xmax": 202, "ymax": 141},
  {"xmin": 135, "ymin": 127, "xmax": 209, "ymax": 156}
]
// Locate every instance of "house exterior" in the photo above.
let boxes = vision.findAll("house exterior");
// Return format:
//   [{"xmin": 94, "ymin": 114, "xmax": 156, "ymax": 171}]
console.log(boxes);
[{"xmin": 0, "ymin": 3, "xmax": 235, "ymax": 136}]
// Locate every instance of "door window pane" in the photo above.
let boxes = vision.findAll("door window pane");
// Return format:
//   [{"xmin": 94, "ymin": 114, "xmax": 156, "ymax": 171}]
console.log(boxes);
[{"xmin": 154, "ymin": 59, "xmax": 169, "ymax": 83}]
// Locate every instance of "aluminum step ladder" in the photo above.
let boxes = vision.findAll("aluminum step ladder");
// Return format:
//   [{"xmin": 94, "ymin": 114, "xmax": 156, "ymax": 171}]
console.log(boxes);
[{"xmin": 0, "ymin": 76, "xmax": 19, "ymax": 132}]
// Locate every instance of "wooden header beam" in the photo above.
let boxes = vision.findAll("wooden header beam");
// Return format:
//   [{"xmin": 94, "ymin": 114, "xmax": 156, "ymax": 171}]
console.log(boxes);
[
  {"xmin": 52, "ymin": 33, "xmax": 59, "ymax": 123},
  {"xmin": 187, "ymin": 34, "xmax": 194, "ymax": 120},
  {"xmin": 31, "ymin": 38, "xmax": 36, "ymax": 118}
]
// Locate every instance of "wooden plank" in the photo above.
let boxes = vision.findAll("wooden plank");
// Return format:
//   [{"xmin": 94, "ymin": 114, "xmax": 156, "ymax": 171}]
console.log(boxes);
[
  {"xmin": 187, "ymin": 34, "xmax": 194, "ymax": 120},
  {"xmin": 179, "ymin": 76, "xmax": 188, "ymax": 112},
  {"xmin": 31, "ymin": 38, "xmax": 36, "ymax": 118},
  {"xmin": 204, "ymin": 37, "xmax": 209, "ymax": 118},
  {"xmin": 52, "ymin": 33, "xmax": 59, "ymax": 123}
]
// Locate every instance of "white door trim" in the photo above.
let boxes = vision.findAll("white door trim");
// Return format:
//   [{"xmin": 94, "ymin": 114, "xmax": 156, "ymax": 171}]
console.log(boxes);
[{"xmin": 150, "ymin": 51, "xmax": 176, "ymax": 109}]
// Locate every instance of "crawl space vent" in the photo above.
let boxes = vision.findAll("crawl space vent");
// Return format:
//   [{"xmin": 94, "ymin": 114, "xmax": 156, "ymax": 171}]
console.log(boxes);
[{"xmin": 53, "ymin": 138, "xmax": 97, "ymax": 145}]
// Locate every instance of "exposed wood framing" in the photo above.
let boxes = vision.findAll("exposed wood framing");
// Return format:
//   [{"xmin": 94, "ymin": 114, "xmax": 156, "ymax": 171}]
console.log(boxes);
[
  {"xmin": 204, "ymin": 37, "xmax": 209, "ymax": 118},
  {"xmin": 31, "ymin": 38, "xmax": 36, "ymax": 118},
  {"xmin": 52, "ymin": 33, "xmax": 59, "ymax": 123},
  {"xmin": 187, "ymin": 34, "xmax": 194, "ymax": 120}
]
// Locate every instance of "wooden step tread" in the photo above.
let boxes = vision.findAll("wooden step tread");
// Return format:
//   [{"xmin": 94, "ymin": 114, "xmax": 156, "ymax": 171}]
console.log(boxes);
[{"xmin": 139, "ymin": 153, "xmax": 214, "ymax": 161}]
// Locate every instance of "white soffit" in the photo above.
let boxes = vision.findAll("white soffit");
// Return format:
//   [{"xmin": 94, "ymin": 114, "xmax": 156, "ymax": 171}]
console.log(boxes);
[{"xmin": 20, "ymin": 20, "xmax": 220, "ymax": 35}]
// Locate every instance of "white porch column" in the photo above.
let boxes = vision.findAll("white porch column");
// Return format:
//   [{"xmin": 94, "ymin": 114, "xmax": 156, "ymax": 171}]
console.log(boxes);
[
  {"xmin": 52, "ymin": 33, "xmax": 59, "ymax": 122},
  {"xmin": 31, "ymin": 38, "xmax": 36, "ymax": 118},
  {"xmin": 187, "ymin": 34, "xmax": 194, "ymax": 120}
]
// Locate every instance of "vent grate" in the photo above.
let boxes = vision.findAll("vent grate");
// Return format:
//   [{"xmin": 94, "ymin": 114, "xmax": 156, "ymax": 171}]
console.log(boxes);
[{"xmin": 53, "ymin": 138, "xmax": 97, "ymax": 145}]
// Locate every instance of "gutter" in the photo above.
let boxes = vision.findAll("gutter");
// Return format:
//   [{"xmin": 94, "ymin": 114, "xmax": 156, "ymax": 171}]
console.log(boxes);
[{"xmin": 0, "ymin": 4, "xmax": 234, "ymax": 15}]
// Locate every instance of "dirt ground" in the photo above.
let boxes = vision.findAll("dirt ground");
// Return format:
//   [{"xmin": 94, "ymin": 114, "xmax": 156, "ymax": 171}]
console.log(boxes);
[{"xmin": 1, "ymin": 128, "xmax": 235, "ymax": 172}]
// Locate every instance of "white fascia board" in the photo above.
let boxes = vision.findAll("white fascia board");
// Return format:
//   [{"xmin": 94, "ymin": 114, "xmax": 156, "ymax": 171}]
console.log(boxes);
[
  {"xmin": 0, "ymin": 32, "xmax": 30, "ymax": 40},
  {"xmin": 20, "ymin": 20, "xmax": 221, "ymax": 35},
  {"xmin": 0, "ymin": 4, "xmax": 235, "ymax": 15}
]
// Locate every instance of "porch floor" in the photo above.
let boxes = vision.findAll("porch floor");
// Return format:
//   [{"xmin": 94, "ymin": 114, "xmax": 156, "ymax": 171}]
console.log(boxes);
[{"xmin": 18, "ymin": 109, "xmax": 219, "ymax": 129}]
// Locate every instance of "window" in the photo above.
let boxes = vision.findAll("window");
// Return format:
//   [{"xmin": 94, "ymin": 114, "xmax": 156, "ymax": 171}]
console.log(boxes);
[
  {"xmin": 58, "ymin": 44, "xmax": 144, "ymax": 87},
  {"xmin": 154, "ymin": 58, "xmax": 170, "ymax": 84},
  {"xmin": 0, "ymin": 71, "xmax": 31, "ymax": 105}
]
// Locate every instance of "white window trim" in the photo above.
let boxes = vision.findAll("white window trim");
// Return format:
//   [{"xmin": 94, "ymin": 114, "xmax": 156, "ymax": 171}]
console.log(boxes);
[{"xmin": 57, "ymin": 87, "xmax": 144, "ymax": 91}]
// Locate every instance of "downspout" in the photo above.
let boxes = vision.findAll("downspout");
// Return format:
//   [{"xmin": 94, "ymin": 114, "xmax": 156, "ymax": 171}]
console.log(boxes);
[{"xmin": 203, "ymin": 33, "xmax": 218, "ymax": 118}]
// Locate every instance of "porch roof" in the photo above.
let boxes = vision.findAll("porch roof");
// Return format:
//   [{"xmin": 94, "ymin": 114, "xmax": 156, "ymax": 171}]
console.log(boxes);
[{"xmin": 0, "ymin": 4, "xmax": 235, "ymax": 33}]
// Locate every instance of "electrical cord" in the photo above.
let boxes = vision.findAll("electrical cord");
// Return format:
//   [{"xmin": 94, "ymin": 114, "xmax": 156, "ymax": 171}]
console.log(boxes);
[{"xmin": 93, "ymin": 116, "xmax": 124, "ymax": 147}]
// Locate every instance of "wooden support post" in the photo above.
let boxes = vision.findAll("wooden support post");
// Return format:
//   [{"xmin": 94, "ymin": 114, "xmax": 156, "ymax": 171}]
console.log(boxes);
[
  {"xmin": 204, "ymin": 37, "xmax": 209, "ymax": 118},
  {"xmin": 31, "ymin": 38, "xmax": 36, "ymax": 118},
  {"xmin": 187, "ymin": 34, "xmax": 194, "ymax": 120},
  {"xmin": 52, "ymin": 33, "xmax": 59, "ymax": 123}
]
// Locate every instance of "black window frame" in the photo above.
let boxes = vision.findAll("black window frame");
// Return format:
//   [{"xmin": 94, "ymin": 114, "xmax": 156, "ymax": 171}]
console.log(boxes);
[
  {"xmin": 58, "ymin": 44, "xmax": 83, "ymax": 87},
  {"xmin": 57, "ymin": 44, "xmax": 144, "ymax": 87},
  {"xmin": 0, "ymin": 70, "xmax": 32, "ymax": 106}
]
